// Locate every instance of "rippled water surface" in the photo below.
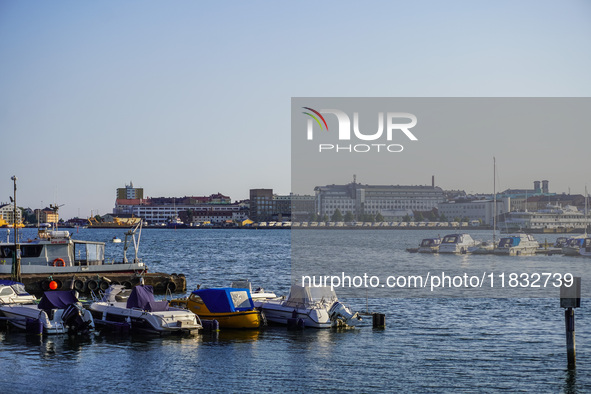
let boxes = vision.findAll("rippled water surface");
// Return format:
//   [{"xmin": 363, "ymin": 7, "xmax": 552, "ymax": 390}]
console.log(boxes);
[{"xmin": 1, "ymin": 228, "xmax": 589, "ymax": 392}]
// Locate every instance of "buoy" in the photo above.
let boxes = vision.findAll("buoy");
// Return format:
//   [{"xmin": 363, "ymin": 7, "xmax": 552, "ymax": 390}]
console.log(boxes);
[
  {"xmin": 49, "ymin": 281, "xmax": 58, "ymax": 290},
  {"xmin": 372, "ymin": 313, "xmax": 386, "ymax": 328}
]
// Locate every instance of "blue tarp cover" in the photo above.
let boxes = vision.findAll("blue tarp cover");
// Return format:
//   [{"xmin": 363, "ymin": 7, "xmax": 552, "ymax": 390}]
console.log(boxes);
[
  {"xmin": 126, "ymin": 285, "xmax": 169, "ymax": 312},
  {"xmin": 38, "ymin": 290, "xmax": 79, "ymax": 310},
  {"xmin": 192, "ymin": 288, "xmax": 253, "ymax": 313}
]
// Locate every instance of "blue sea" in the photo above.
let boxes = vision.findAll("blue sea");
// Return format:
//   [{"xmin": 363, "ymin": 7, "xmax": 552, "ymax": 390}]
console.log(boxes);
[{"xmin": 0, "ymin": 228, "xmax": 589, "ymax": 392}]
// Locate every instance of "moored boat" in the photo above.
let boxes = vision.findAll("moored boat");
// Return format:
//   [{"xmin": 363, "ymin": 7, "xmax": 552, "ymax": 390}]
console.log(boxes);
[
  {"xmin": 171, "ymin": 287, "xmax": 262, "ymax": 329},
  {"xmin": 0, "ymin": 280, "xmax": 37, "ymax": 305},
  {"xmin": 418, "ymin": 238, "xmax": 441, "ymax": 253},
  {"xmin": 0, "ymin": 290, "xmax": 94, "ymax": 335},
  {"xmin": 438, "ymin": 233, "xmax": 478, "ymax": 254},
  {"xmin": 253, "ymin": 285, "xmax": 360, "ymax": 328},
  {"xmin": 89, "ymin": 285, "xmax": 201, "ymax": 335},
  {"xmin": 562, "ymin": 235, "xmax": 586, "ymax": 256},
  {"xmin": 493, "ymin": 233, "xmax": 539, "ymax": 256}
]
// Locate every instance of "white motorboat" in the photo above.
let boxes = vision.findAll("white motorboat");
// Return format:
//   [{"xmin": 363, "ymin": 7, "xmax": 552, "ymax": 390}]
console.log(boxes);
[
  {"xmin": 469, "ymin": 240, "xmax": 497, "ymax": 254},
  {"xmin": 438, "ymin": 233, "xmax": 479, "ymax": 254},
  {"xmin": 494, "ymin": 233, "xmax": 539, "ymax": 256},
  {"xmin": 0, "ymin": 222, "xmax": 146, "ymax": 276},
  {"xmin": 417, "ymin": 238, "xmax": 441, "ymax": 253},
  {"xmin": 89, "ymin": 285, "xmax": 201, "ymax": 335},
  {"xmin": 253, "ymin": 285, "xmax": 360, "ymax": 328},
  {"xmin": 562, "ymin": 235, "xmax": 586, "ymax": 256},
  {"xmin": 0, "ymin": 290, "xmax": 94, "ymax": 335},
  {"xmin": 0, "ymin": 280, "xmax": 37, "ymax": 305},
  {"xmin": 230, "ymin": 279, "xmax": 277, "ymax": 301}
]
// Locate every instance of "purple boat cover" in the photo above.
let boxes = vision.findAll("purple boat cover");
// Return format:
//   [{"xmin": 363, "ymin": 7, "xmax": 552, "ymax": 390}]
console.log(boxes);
[
  {"xmin": 126, "ymin": 285, "xmax": 168, "ymax": 312},
  {"xmin": 38, "ymin": 290, "xmax": 79, "ymax": 310}
]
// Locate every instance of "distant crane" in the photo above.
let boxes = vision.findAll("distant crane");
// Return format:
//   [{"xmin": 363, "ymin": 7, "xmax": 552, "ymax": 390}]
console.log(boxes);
[{"xmin": 49, "ymin": 203, "xmax": 64, "ymax": 230}]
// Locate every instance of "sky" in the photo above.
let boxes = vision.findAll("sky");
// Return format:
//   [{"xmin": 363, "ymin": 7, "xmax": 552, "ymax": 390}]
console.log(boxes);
[{"xmin": 0, "ymin": 1, "xmax": 590, "ymax": 219}]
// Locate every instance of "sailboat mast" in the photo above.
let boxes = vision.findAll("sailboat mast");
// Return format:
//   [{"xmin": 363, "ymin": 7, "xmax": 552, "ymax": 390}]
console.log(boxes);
[{"xmin": 493, "ymin": 157, "xmax": 496, "ymax": 247}]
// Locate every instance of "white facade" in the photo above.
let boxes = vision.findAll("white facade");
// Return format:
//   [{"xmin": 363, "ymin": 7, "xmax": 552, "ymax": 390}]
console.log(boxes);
[
  {"xmin": 0, "ymin": 204, "xmax": 22, "ymax": 225},
  {"xmin": 315, "ymin": 183, "xmax": 446, "ymax": 220},
  {"xmin": 499, "ymin": 205, "xmax": 589, "ymax": 231},
  {"xmin": 438, "ymin": 199, "xmax": 509, "ymax": 226}
]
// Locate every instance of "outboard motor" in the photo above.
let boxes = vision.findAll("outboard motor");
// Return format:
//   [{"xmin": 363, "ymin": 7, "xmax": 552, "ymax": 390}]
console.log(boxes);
[
  {"xmin": 328, "ymin": 302, "xmax": 361, "ymax": 327},
  {"xmin": 62, "ymin": 303, "xmax": 93, "ymax": 335}
]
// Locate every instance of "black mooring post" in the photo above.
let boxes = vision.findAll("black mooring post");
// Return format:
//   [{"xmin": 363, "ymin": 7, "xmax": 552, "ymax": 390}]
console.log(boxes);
[
  {"xmin": 560, "ymin": 277, "xmax": 581, "ymax": 369},
  {"xmin": 565, "ymin": 307, "xmax": 576, "ymax": 369}
]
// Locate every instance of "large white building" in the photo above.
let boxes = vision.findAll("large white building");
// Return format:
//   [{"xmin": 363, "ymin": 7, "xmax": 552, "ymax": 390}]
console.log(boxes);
[{"xmin": 314, "ymin": 182, "xmax": 446, "ymax": 220}]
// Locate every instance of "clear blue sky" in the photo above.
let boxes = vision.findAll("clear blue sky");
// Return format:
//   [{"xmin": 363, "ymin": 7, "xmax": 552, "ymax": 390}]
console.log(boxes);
[{"xmin": 1, "ymin": 1, "xmax": 590, "ymax": 219}]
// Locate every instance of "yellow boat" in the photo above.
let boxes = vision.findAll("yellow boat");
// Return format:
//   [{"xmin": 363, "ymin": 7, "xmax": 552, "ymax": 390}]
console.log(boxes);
[{"xmin": 171, "ymin": 288, "xmax": 262, "ymax": 329}]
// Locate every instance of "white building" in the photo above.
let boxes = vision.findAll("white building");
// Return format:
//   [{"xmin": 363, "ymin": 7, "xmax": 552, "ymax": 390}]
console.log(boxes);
[
  {"xmin": 315, "ymin": 182, "xmax": 446, "ymax": 220},
  {"xmin": 437, "ymin": 199, "xmax": 509, "ymax": 226},
  {"xmin": 498, "ymin": 205, "xmax": 589, "ymax": 231}
]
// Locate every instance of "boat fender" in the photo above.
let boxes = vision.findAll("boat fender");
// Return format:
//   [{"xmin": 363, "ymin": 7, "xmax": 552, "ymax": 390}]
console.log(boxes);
[
  {"xmin": 40, "ymin": 280, "xmax": 51, "ymax": 291},
  {"xmin": 122, "ymin": 281, "xmax": 132, "ymax": 289},
  {"xmin": 86, "ymin": 279, "xmax": 98, "ymax": 291},
  {"xmin": 99, "ymin": 281, "xmax": 110, "ymax": 291},
  {"xmin": 73, "ymin": 280, "xmax": 85, "ymax": 292},
  {"xmin": 52, "ymin": 258, "xmax": 66, "ymax": 267}
]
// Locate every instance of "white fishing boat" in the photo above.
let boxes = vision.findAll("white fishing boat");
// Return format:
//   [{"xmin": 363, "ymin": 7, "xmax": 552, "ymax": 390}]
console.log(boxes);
[
  {"xmin": 417, "ymin": 237, "xmax": 441, "ymax": 253},
  {"xmin": 89, "ymin": 285, "xmax": 201, "ymax": 335},
  {"xmin": 253, "ymin": 285, "xmax": 360, "ymax": 328},
  {"xmin": 0, "ymin": 290, "xmax": 94, "ymax": 335},
  {"xmin": 0, "ymin": 222, "xmax": 146, "ymax": 276},
  {"xmin": 438, "ymin": 233, "xmax": 479, "ymax": 254},
  {"xmin": 493, "ymin": 233, "xmax": 539, "ymax": 256},
  {"xmin": 0, "ymin": 280, "xmax": 37, "ymax": 305}
]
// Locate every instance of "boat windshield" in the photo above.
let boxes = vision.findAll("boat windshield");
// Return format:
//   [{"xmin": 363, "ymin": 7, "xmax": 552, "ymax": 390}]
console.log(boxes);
[
  {"xmin": 74, "ymin": 242, "xmax": 105, "ymax": 264},
  {"xmin": 442, "ymin": 236, "xmax": 458, "ymax": 243}
]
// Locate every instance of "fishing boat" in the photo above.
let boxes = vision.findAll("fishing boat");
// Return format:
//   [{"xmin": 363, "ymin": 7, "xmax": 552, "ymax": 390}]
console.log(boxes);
[
  {"xmin": 417, "ymin": 237, "xmax": 441, "ymax": 253},
  {"xmin": 438, "ymin": 233, "xmax": 479, "ymax": 254},
  {"xmin": 0, "ymin": 290, "xmax": 94, "ymax": 335},
  {"xmin": 89, "ymin": 285, "xmax": 201, "ymax": 335},
  {"xmin": 0, "ymin": 222, "xmax": 146, "ymax": 276},
  {"xmin": 493, "ymin": 233, "xmax": 539, "ymax": 256},
  {"xmin": 0, "ymin": 280, "xmax": 37, "ymax": 305},
  {"xmin": 253, "ymin": 285, "xmax": 360, "ymax": 328},
  {"xmin": 171, "ymin": 287, "xmax": 262, "ymax": 329}
]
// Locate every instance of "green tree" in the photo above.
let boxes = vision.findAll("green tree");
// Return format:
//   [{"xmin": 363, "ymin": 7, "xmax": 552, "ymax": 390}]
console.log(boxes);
[
  {"xmin": 427, "ymin": 211, "xmax": 437, "ymax": 221},
  {"xmin": 415, "ymin": 212, "xmax": 424, "ymax": 222},
  {"xmin": 439, "ymin": 213, "xmax": 448, "ymax": 222},
  {"xmin": 403, "ymin": 214, "xmax": 411, "ymax": 222},
  {"xmin": 331, "ymin": 208, "xmax": 343, "ymax": 222},
  {"xmin": 344, "ymin": 211, "xmax": 354, "ymax": 222},
  {"xmin": 321, "ymin": 214, "xmax": 329, "ymax": 222},
  {"xmin": 309, "ymin": 212, "xmax": 318, "ymax": 222},
  {"xmin": 375, "ymin": 212, "xmax": 384, "ymax": 222}
]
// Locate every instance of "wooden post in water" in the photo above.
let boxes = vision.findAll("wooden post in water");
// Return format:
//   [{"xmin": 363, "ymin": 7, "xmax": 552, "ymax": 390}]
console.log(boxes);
[{"xmin": 560, "ymin": 277, "xmax": 581, "ymax": 369}]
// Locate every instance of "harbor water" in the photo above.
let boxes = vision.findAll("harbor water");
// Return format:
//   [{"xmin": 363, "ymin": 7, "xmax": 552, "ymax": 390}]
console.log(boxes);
[{"xmin": 1, "ymin": 228, "xmax": 590, "ymax": 392}]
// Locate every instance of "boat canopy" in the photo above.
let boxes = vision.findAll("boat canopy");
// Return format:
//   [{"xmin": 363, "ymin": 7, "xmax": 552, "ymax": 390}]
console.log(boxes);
[
  {"xmin": 126, "ymin": 285, "xmax": 169, "ymax": 312},
  {"xmin": 285, "ymin": 285, "xmax": 338, "ymax": 308},
  {"xmin": 499, "ymin": 237, "xmax": 520, "ymax": 247},
  {"xmin": 192, "ymin": 288, "xmax": 254, "ymax": 313},
  {"xmin": 38, "ymin": 290, "xmax": 79, "ymax": 310},
  {"xmin": 0, "ymin": 280, "xmax": 29, "ymax": 296}
]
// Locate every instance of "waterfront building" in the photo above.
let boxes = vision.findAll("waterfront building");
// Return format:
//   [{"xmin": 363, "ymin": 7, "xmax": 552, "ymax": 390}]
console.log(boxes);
[
  {"xmin": 0, "ymin": 203, "xmax": 23, "ymax": 225},
  {"xmin": 498, "ymin": 205, "xmax": 589, "ymax": 232},
  {"xmin": 249, "ymin": 189, "xmax": 309, "ymax": 222},
  {"xmin": 249, "ymin": 189, "xmax": 273, "ymax": 223},
  {"xmin": 117, "ymin": 181, "xmax": 144, "ymax": 200},
  {"xmin": 113, "ymin": 182, "xmax": 236, "ymax": 225},
  {"xmin": 34, "ymin": 207, "xmax": 59, "ymax": 224},
  {"xmin": 314, "ymin": 181, "xmax": 446, "ymax": 221},
  {"xmin": 438, "ymin": 199, "xmax": 509, "ymax": 226}
]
